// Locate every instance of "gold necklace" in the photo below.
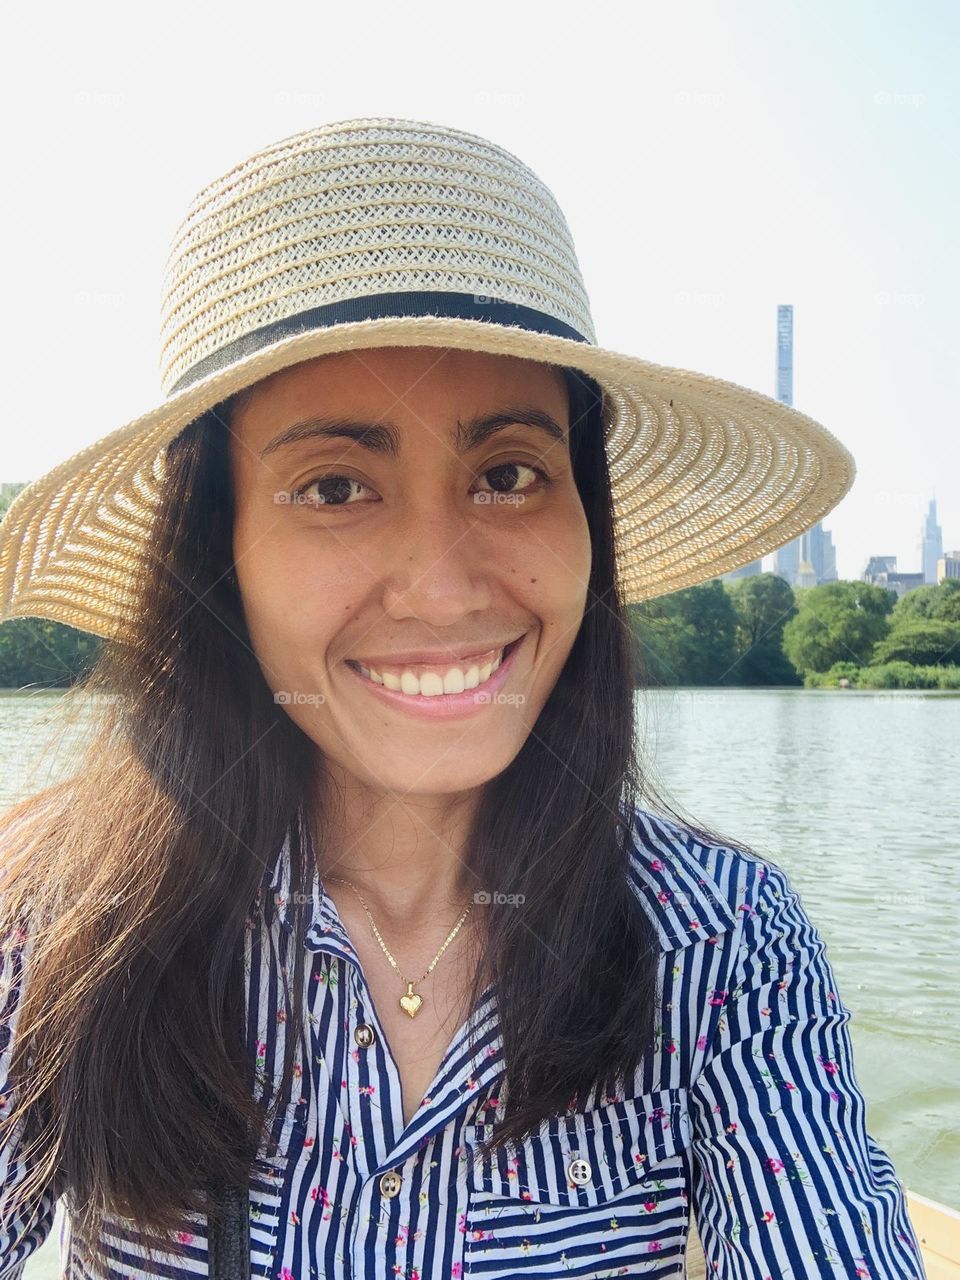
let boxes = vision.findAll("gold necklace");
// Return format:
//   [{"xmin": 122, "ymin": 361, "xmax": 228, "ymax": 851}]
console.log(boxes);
[{"xmin": 324, "ymin": 875, "xmax": 474, "ymax": 1019}]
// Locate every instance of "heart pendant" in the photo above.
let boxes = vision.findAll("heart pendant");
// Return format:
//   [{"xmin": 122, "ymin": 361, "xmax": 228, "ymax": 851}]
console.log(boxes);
[{"xmin": 399, "ymin": 984, "xmax": 423, "ymax": 1018}]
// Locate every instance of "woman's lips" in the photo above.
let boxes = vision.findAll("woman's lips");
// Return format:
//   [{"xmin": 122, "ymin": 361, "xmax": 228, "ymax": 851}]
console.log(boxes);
[
  {"xmin": 341, "ymin": 632, "xmax": 527, "ymax": 719},
  {"xmin": 346, "ymin": 636, "xmax": 522, "ymax": 675}
]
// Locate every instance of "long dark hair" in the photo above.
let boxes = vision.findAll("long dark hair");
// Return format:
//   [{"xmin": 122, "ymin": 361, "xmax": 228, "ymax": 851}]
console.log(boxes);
[{"xmin": 0, "ymin": 355, "xmax": 757, "ymax": 1271}]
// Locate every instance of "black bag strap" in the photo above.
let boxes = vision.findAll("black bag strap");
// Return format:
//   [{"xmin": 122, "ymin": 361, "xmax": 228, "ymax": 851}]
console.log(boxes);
[
  {"xmin": 208, "ymin": 936, "xmax": 252, "ymax": 1279},
  {"xmin": 206, "ymin": 878, "xmax": 280, "ymax": 1277},
  {"xmin": 208, "ymin": 1180, "xmax": 250, "ymax": 1280}
]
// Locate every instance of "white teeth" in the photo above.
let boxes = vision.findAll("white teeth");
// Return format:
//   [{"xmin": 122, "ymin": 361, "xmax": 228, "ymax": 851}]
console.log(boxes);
[
  {"xmin": 356, "ymin": 646, "xmax": 507, "ymax": 696},
  {"xmin": 442, "ymin": 667, "xmax": 465, "ymax": 694}
]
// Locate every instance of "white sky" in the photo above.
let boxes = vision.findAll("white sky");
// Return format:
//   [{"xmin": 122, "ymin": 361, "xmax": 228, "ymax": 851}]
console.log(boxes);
[{"xmin": 2, "ymin": 0, "xmax": 956, "ymax": 582}]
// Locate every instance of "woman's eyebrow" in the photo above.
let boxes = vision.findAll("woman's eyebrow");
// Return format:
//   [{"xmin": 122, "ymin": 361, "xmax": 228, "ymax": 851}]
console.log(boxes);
[{"xmin": 258, "ymin": 406, "xmax": 565, "ymax": 460}]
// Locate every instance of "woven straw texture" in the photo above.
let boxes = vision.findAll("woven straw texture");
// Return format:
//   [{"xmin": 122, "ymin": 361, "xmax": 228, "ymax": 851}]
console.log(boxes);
[{"xmin": 0, "ymin": 117, "xmax": 855, "ymax": 643}]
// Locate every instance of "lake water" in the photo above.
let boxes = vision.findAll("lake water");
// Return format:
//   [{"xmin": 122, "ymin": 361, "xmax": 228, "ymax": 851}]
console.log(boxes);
[{"xmin": 5, "ymin": 685, "xmax": 957, "ymax": 1278}]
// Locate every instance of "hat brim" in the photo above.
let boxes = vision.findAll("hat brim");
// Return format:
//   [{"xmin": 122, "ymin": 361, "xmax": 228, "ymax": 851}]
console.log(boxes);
[{"xmin": 0, "ymin": 313, "xmax": 854, "ymax": 642}]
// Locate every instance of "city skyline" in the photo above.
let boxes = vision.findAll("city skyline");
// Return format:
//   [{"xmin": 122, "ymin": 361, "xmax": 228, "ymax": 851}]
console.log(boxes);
[
  {"xmin": 746, "ymin": 306, "xmax": 953, "ymax": 587},
  {"xmin": 761, "ymin": 489, "xmax": 955, "ymax": 586}
]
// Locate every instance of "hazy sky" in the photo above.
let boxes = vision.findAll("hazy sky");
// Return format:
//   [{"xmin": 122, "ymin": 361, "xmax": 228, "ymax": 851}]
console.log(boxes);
[{"xmin": 2, "ymin": 0, "xmax": 956, "ymax": 582}]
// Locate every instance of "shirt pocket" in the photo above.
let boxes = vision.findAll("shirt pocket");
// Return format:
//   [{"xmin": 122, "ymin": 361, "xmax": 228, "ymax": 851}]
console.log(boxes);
[{"xmin": 461, "ymin": 1087, "xmax": 692, "ymax": 1278}]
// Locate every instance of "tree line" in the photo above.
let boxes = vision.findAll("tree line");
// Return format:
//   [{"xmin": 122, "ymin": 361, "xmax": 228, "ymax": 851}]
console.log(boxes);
[
  {"xmin": 629, "ymin": 574, "xmax": 960, "ymax": 689},
  {"xmin": 1, "ymin": 574, "xmax": 959, "ymax": 691}
]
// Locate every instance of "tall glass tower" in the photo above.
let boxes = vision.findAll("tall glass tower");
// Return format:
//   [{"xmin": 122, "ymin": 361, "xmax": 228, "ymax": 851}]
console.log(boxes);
[
  {"xmin": 776, "ymin": 303, "xmax": 793, "ymax": 406},
  {"xmin": 919, "ymin": 497, "xmax": 943, "ymax": 584},
  {"xmin": 773, "ymin": 304, "xmax": 835, "ymax": 585}
]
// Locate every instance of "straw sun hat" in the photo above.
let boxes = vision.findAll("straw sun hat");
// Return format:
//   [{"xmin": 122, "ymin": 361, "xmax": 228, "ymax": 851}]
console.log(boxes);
[{"xmin": 0, "ymin": 116, "xmax": 854, "ymax": 644}]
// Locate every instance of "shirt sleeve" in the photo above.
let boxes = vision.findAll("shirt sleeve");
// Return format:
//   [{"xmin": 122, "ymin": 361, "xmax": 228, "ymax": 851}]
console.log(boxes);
[
  {"xmin": 687, "ymin": 856, "xmax": 927, "ymax": 1279},
  {"xmin": 0, "ymin": 914, "xmax": 60, "ymax": 1277}
]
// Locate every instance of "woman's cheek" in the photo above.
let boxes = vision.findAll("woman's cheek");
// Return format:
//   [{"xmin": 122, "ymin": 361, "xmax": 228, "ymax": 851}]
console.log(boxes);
[{"xmin": 540, "ymin": 503, "xmax": 592, "ymax": 603}]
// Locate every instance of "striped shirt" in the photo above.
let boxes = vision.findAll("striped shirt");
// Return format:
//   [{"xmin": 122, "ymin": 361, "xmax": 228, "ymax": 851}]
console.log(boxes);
[{"xmin": 0, "ymin": 805, "xmax": 926, "ymax": 1278}]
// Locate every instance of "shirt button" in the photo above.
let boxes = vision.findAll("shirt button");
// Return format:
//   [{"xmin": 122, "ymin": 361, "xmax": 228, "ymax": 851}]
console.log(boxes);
[
  {"xmin": 354, "ymin": 1022, "xmax": 377, "ymax": 1048},
  {"xmin": 567, "ymin": 1157, "xmax": 592, "ymax": 1186},
  {"xmin": 379, "ymin": 1170, "xmax": 402, "ymax": 1198}
]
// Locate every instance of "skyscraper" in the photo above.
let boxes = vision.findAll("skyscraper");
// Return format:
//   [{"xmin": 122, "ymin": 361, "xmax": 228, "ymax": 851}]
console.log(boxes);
[
  {"xmin": 776, "ymin": 302, "xmax": 793, "ymax": 405},
  {"xmin": 919, "ymin": 497, "xmax": 943, "ymax": 584},
  {"xmin": 772, "ymin": 304, "xmax": 838, "ymax": 587},
  {"xmin": 722, "ymin": 311, "xmax": 791, "ymax": 585}
]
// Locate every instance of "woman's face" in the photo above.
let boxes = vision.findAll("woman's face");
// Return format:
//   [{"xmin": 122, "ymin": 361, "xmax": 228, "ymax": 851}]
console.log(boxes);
[{"xmin": 229, "ymin": 345, "xmax": 592, "ymax": 797}]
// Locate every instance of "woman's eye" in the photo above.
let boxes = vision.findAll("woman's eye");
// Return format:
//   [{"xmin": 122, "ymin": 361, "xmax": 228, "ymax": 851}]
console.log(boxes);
[
  {"xmin": 474, "ymin": 462, "xmax": 550, "ymax": 495},
  {"xmin": 290, "ymin": 475, "xmax": 374, "ymax": 507}
]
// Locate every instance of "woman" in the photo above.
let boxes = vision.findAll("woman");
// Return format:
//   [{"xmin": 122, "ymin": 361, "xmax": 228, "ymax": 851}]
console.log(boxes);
[{"xmin": 0, "ymin": 118, "xmax": 925, "ymax": 1278}]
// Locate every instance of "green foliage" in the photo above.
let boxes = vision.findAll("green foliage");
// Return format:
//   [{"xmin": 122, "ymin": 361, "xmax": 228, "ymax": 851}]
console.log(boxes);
[
  {"xmin": 628, "ymin": 579, "xmax": 738, "ymax": 685},
  {"xmin": 0, "ymin": 617, "xmax": 101, "ymax": 688},
  {"xmin": 628, "ymin": 573, "xmax": 801, "ymax": 687},
  {"xmin": 626, "ymin": 574, "xmax": 960, "ymax": 688},
  {"xmin": 939, "ymin": 581, "xmax": 960, "ymax": 622},
  {"xmin": 890, "ymin": 577, "xmax": 960, "ymax": 625},
  {"xmin": 890, "ymin": 583, "xmax": 942, "ymax": 623},
  {"xmin": 804, "ymin": 660, "xmax": 960, "ymax": 689},
  {"xmin": 858, "ymin": 661, "xmax": 940, "ymax": 689},
  {"xmin": 0, "ymin": 483, "xmax": 27, "ymax": 520},
  {"xmin": 803, "ymin": 660, "xmax": 861, "ymax": 688},
  {"xmin": 870, "ymin": 618, "xmax": 960, "ymax": 667},
  {"xmin": 781, "ymin": 581, "xmax": 894, "ymax": 673},
  {"xmin": 725, "ymin": 573, "xmax": 801, "ymax": 685}
]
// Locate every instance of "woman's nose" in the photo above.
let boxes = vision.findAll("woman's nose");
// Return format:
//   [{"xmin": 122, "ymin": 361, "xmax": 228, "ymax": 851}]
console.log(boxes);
[{"xmin": 377, "ymin": 495, "xmax": 493, "ymax": 622}]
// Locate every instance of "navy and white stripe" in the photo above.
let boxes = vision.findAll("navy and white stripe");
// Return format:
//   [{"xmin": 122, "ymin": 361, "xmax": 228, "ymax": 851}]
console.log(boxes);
[{"xmin": 0, "ymin": 806, "xmax": 927, "ymax": 1277}]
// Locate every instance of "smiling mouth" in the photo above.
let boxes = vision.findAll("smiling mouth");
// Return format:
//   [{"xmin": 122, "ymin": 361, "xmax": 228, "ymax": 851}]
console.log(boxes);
[{"xmin": 345, "ymin": 634, "xmax": 525, "ymax": 696}]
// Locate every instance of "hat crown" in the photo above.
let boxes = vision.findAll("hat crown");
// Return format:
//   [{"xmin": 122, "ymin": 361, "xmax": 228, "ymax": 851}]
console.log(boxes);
[{"xmin": 158, "ymin": 117, "xmax": 597, "ymax": 397}]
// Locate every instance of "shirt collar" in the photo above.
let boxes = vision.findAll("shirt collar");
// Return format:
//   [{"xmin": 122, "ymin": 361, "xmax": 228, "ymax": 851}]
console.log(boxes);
[
  {"xmin": 259, "ymin": 803, "xmax": 739, "ymax": 954},
  {"xmin": 259, "ymin": 814, "xmax": 361, "ymax": 962},
  {"xmin": 626, "ymin": 805, "xmax": 740, "ymax": 949}
]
